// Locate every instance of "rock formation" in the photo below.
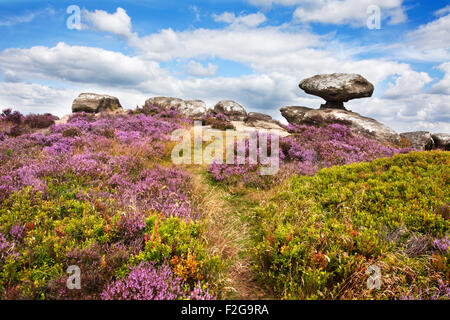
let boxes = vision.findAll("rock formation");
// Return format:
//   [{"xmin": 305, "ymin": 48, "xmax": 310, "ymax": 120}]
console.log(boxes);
[
  {"xmin": 213, "ymin": 100, "xmax": 247, "ymax": 121},
  {"xmin": 280, "ymin": 106, "xmax": 400, "ymax": 145},
  {"xmin": 72, "ymin": 93, "xmax": 123, "ymax": 113},
  {"xmin": 431, "ymin": 133, "xmax": 450, "ymax": 151},
  {"xmin": 144, "ymin": 97, "xmax": 210, "ymax": 119},
  {"xmin": 400, "ymin": 131, "xmax": 434, "ymax": 151},
  {"xmin": 299, "ymin": 73, "xmax": 374, "ymax": 110}
]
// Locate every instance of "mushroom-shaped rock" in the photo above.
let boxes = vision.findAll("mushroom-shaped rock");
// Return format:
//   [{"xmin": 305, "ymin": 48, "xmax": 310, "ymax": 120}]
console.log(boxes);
[
  {"xmin": 72, "ymin": 93, "xmax": 122, "ymax": 113},
  {"xmin": 400, "ymin": 131, "xmax": 435, "ymax": 151},
  {"xmin": 299, "ymin": 73, "xmax": 374, "ymax": 110},
  {"xmin": 432, "ymin": 133, "xmax": 450, "ymax": 151},
  {"xmin": 214, "ymin": 100, "xmax": 247, "ymax": 121},
  {"xmin": 280, "ymin": 106, "xmax": 400, "ymax": 146}
]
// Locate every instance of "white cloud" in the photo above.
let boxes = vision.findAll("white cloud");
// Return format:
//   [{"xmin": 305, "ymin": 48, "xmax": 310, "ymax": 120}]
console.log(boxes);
[
  {"xmin": 186, "ymin": 61, "xmax": 218, "ymax": 77},
  {"xmin": 0, "ymin": 42, "xmax": 166, "ymax": 87},
  {"xmin": 407, "ymin": 13, "xmax": 450, "ymax": 50},
  {"xmin": 1, "ymin": 7, "xmax": 448, "ymax": 133},
  {"xmin": 430, "ymin": 62, "xmax": 450, "ymax": 95},
  {"xmin": 213, "ymin": 12, "xmax": 267, "ymax": 27},
  {"xmin": 0, "ymin": 7, "xmax": 55, "ymax": 27},
  {"xmin": 248, "ymin": 0, "xmax": 406, "ymax": 26},
  {"xmin": 405, "ymin": 12, "xmax": 450, "ymax": 54},
  {"xmin": 82, "ymin": 7, "xmax": 135, "ymax": 39},
  {"xmin": 384, "ymin": 70, "xmax": 432, "ymax": 99},
  {"xmin": 0, "ymin": 82, "xmax": 76, "ymax": 117},
  {"xmin": 435, "ymin": 5, "xmax": 450, "ymax": 16},
  {"xmin": 293, "ymin": 0, "xmax": 406, "ymax": 26}
]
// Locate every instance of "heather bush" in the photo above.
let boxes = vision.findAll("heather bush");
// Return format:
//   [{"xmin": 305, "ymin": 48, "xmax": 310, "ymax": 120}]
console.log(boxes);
[
  {"xmin": 130, "ymin": 215, "xmax": 223, "ymax": 286},
  {"xmin": 24, "ymin": 113, "xmax": 56, "ymax": 129},
  {"xmin": 101, "ymin": 261, "xmax": 215, "ymax": 300},
  {"xmin": 251, "ymin": 151, "xmax": 449, "ymax": 299},
  {"xmin": 203, "ymin": 113, "xmax": 235, "ymax": 130},
  {"xmin": 208, "ymin": 124, "xmax": 412, "ymax": 188}
]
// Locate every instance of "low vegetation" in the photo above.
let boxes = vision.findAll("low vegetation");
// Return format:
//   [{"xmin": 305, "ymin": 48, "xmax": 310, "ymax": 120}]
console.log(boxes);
[{"xmin": 0, "ymin": 107, "xmax": 448, "ymax": 300}]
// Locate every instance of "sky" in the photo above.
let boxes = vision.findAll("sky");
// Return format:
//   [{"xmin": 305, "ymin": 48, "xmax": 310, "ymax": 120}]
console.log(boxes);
[{"xmin": 0, "ymin": 0, "xmax": 449, "ymax": 133}]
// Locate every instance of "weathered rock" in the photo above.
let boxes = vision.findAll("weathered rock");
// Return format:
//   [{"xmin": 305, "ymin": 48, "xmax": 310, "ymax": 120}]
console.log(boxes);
[
  {"xmin": 246, "ymin": 112, "xmax": 273, "ymax": 123},
  {"xmin": 183, "ymin": 100, "xmax": 210, "ymax": 119},
  {"xmin": 231, "ymin": 120, "xmax": 290, "ymax": 137},
  {"xmin": 214, "ymin": 100, "xmax": 247, "ymax": 121},
  {"xmin": 400, "ymin": 131, "xmax": 434, "ymax": 151},
  {"xmin": 280, "ymin": 106, "xmax": 400, "ymax": 145},
  {"xmin": 145, "ymin": 96, "xmax": 186, "ymax": 111},
  {"xmin": 299, "ymin": 73, "xmax": 374, "ymax": 110},
  {"xmin": 72, "ymin": 93, "xmax": 122, "ymax": 113},
  {"xmin": 144, "ymin": 97, "xmax": 210, "ymax": 119},
  {"xmin": 432, "ymin": 133, "xmax": 450, "ymax": 151},
  {"xmin": 279, "ymin": 106, "xmax": 312, "ymax": 124}
]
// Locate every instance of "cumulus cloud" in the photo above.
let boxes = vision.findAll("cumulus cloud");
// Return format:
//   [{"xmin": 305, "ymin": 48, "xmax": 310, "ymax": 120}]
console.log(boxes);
[
  {"xmin": 293, "ymin": 0, "xmax": 406, "ymax": 26},
  {"xmin": 403, "ymin": 12, "xmax": 450, "ymax": 58},
  {"xmin": 384, "ymin": 70, "xmax": 432, "ymax": 99},
  {"xmin": 430, "ymin": 62, "xmax": 450, "ymax": 95},
  {"xmin": 1, "ymin": 6, "xmax": 449, "ymax": 133},
  {"xmin": 248, "ymin": 0, "xmax": 406, "ymax": 26},
  {"xmin": 82, "ymin": 7, "xmax": 136, "ymax": 39},
  {"xmin": 186, "ymin": 61, "xmax": 218, "ymax": 77},
  {"xmin": 0, "ymin": 42, "xmax": 165, "ymax": 87},
  {"xmin": 0, "ymin": 82, "xmax": 76, "ymax": 116}
]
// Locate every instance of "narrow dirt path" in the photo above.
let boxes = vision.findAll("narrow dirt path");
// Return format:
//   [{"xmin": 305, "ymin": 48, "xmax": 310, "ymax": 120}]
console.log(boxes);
[{"xmin": 190, "ymin": 167, "xmax": 270, "ymax": 300}]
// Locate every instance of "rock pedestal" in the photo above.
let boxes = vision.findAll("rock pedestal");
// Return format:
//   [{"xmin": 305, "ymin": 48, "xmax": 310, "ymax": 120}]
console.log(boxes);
[{"xmin": 299, "ymin": 73, "xmax": 374, "ymax": 110}]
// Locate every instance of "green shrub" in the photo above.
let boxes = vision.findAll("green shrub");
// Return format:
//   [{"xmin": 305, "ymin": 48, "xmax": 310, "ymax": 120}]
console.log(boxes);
[{"xmin": 252, "ymin": 151, "xmax": 450, "ymax": 299}]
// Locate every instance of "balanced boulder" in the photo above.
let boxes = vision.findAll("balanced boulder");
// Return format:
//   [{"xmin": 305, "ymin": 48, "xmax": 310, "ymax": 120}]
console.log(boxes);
[
  {"xmin": 72, "ymin": 93, "xmax": 122, "ymax": 113},
  {"xmin": 214, "ymin": 100, "xmax": 247, "ymax": 121},
  {"xmin": 400, "ymin": 131, "xmax": 434, "ymax": 151},
  {"xmin": 280, "ymin": 106, "xmax": 400, "ymax": 145},
  {"xmin": 299, "ymin": 73, "xmax": 374, "ymax": 110}
]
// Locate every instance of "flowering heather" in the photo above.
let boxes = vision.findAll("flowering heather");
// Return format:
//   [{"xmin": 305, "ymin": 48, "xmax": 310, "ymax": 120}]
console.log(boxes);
[
  {"xmin": 433, "ymin": 237, "xmax": 450, "ymax": 253},
  {"xmin": 208, "ymin": 123, "xmax": 413, "ymax": 186},
  {"xmin": 101, "ymin": 262, "xmax": 214, "ymax": 300},
  {"xmin": 0, "ymin": 233, "xmax": 18, "ymax": 265}
]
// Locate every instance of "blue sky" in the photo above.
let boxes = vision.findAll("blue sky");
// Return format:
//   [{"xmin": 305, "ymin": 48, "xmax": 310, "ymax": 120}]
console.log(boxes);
[{"xmin": 0, "ymin": 0, "xmax": 449, "ymax": 133}]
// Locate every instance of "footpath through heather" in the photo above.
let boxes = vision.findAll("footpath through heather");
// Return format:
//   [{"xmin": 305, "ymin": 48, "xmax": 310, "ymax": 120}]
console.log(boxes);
[{"xmin": 189, "ymin": 167, "xmax": 272, "ymax": 300}]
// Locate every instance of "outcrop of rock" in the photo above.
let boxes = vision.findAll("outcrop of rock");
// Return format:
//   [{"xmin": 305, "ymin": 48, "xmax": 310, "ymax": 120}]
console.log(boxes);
[
  {"xmin": 183, "ymin": 100, "xmax": 210, "ymax": 119},
  {"xmin": 246, "ymin": 112, "xmax": 273, "ymax": 122},
  {"xmin": 144, "ymin": 97, "xmax": 210, "ymax": 119},
  {"xmin": 432, "ymin": 133, "xmax": 450, "ymax": 151},
  {"xmin": 400, "ymin": 131, "xmax": 434, "ymax": 151},
  {"xmin": 299, "ymin": 73, "xmax": 374, "ymax": 110},
  {"xmin": 280, "ymin": 106, "xmax": 400, "ymax": 145},
  {"xmin": 214, "ymin": 100, "xmax": 247, "ymax": 121},
  {"xmin": 232, "ymin": 120, "xmax": 290, "ymax": 137},
  {"xmin": 72, "ymin": 93, "xmax": 122, "ymax": 113}
]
